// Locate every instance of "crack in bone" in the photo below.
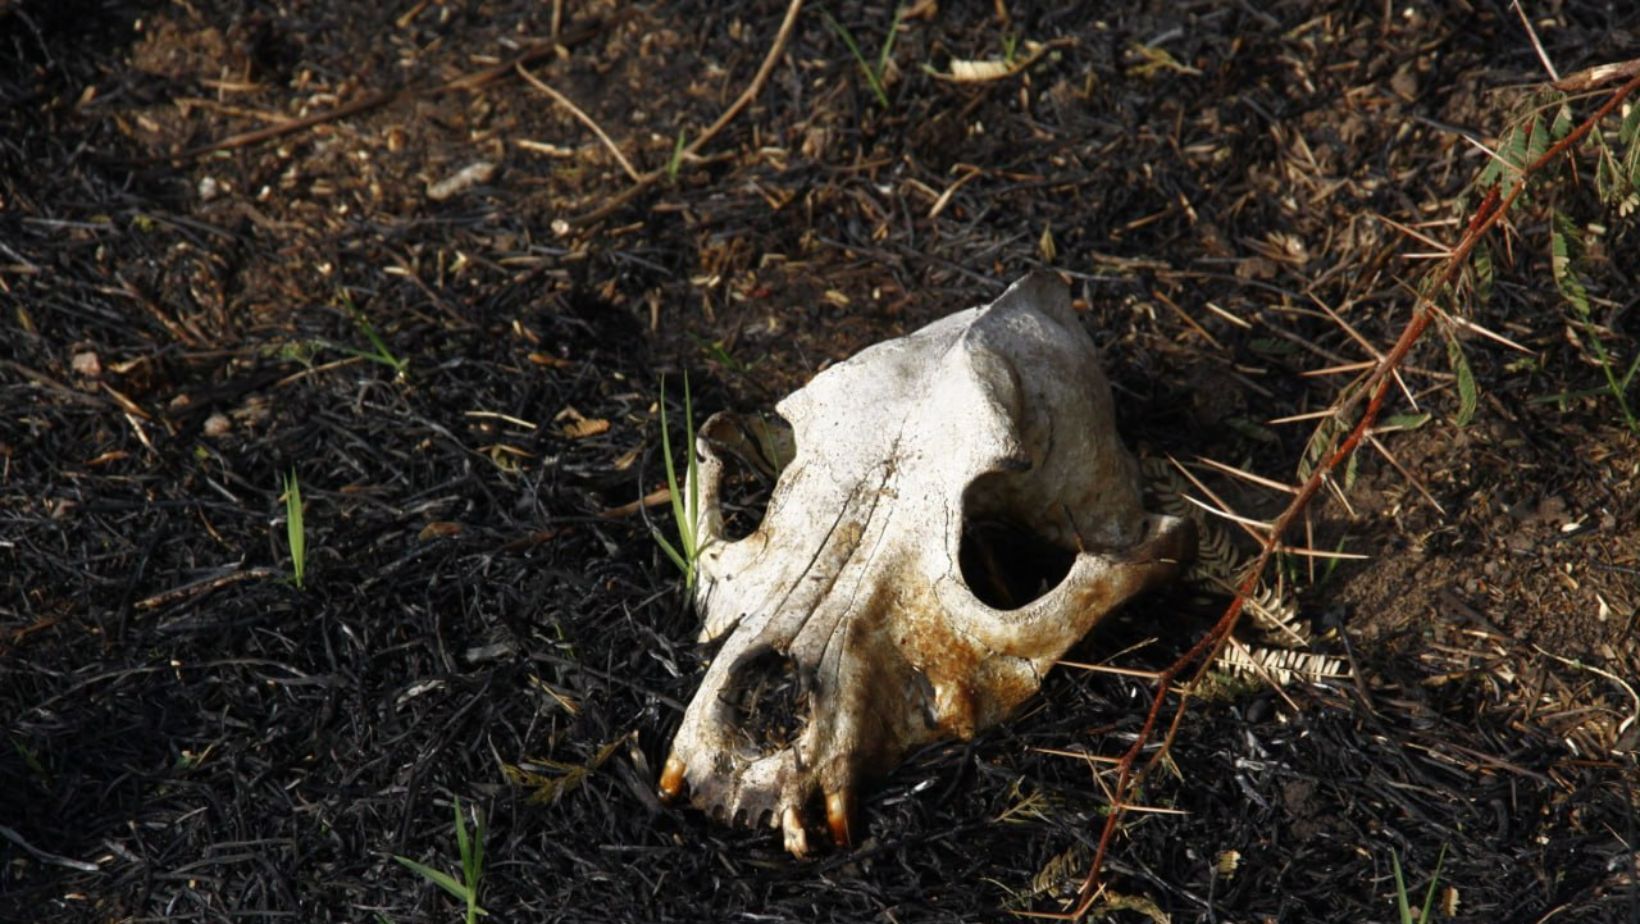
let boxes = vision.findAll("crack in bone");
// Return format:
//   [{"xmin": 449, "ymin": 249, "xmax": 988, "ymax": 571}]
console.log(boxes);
[{"xmin": 665, "ymin": 272, "xmax": 1195, "ymax": 854}]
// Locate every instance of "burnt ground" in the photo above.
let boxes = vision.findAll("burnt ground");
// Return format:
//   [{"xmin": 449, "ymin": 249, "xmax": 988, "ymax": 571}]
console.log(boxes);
[{"xmin": 2, "ymin": 1, "xmax": 1639, "ymax": 921}]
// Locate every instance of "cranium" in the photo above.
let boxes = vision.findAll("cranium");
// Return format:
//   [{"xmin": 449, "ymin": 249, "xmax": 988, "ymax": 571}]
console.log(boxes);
[{"xmin": 659, "ymin": 272, "xmax": 1193, "ymax": 855}]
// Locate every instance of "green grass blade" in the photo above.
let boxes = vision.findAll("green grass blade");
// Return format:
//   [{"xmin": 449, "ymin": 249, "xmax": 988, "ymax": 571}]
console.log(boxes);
[
  {"xmin": 667, "ymin": 129, "xmax": 687, "ymax": 182},
  {"xmin": 652, "ymin": 530, "xmax": 690, "ymax": 575},
  {"xmin": 470, "ymin": 802, "xmax": 485, "ymax": 891},
  {"xmin": 823, "ymin": 12, "xmax": 889, "ymax": 108},
  {"xmin": 393, "ymin": 856, "xmax": 470, "ymax": 903},
  {"xmin": 283, "ymin": 469, "xmax": 305, "ymax": 589},
  {"xmin": 656, "ymin": 374, "xmax": 700, "ymax": 587},
  {"xmin": 452, "ymin": 798, "xmax": 471, "ymax": 879},
  {"xmin": 877, "ymin": 6, "xmax": 901, "ymax": 76},
  {"xmin": 1419, "ymin": 844, "xmax": 1448, "ymax": 923},
  {"xmin": 1390, "ymin": 850, "xmax": 1413, "ymax": 923},
  {"xmin": 1619, "ymin": 352, "xmax": 1640, "ymax": 391},
  {"xmin": 338, "ymin": 292, "xmax": 408, "ymax": 376},
  {"xmin": 683, "ymin": 371, "xmax": 698, "ymax": 555}
]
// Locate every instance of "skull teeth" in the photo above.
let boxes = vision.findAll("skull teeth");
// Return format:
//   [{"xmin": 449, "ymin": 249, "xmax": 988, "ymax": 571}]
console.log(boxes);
[
  {"xmin": 781, "ymin": 806, "xmax": 810, "ymax": 856},
  {"xmin": 666, "ymin": 272, "xmax": 1196, "ymax": 857},
  {"xmin": 658, "ymin": 756, "xmax": 687, "ymax": 804},
  {"xmin": 825, "ymin": 789, "xmax": 854, "ymax": 848}
]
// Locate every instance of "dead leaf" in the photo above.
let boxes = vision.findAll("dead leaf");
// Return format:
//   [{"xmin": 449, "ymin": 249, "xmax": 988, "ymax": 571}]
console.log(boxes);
[
  {"xmin": 556, "ymin": 406, "xmax": 611, "ymax": 439},
  {"xmin": 418, "ymin": 521, "xmax": 464, "ymax": 540},
  {"xmin": 600, "ymin": 486, "xmax": 671, "ymax": 519},
  {"xmin": 949, "ymin": 58, "xmax": 1014, "ymax": 82},
  {"xmin": 611, "ymin": 446, "xmax": 641, "ymax": 472}
]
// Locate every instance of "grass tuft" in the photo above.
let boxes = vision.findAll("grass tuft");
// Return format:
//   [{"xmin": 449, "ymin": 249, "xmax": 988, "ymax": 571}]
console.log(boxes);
[
  {"xmin": 394, "ymin": 797, "xmax": 487, "ymax": 924},
  {"xmin": 335, "ymin": 291, "xmax": 410, "ymax": 380},
  {"xmin": 823, "ymin": 8, "xmax": 901, "ymax": 109},
  {"xmin": 1391, "ymin": 843, "xmax": 1448, "ymax": 924},
  {"xmin": 653, "ymin": 373, "xmax": 703, "ymax": 588}
]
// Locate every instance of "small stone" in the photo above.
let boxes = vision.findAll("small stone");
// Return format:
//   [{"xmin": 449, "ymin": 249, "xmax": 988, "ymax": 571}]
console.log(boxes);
[
  {"xmin": 71, "ymin": 351, "xmax": 101, "ymax": 377},
  {"xmin": 203, "ymin": 413, "xmax": 231, "ymax": 438}
]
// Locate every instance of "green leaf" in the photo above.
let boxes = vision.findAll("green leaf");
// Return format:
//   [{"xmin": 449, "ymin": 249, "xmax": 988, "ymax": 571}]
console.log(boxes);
[
  {"xmin": 666, "ymin": 129, "xmax": 687, "ymax": 182},
  {"xmin": 1595, "ymin": 149, "xmax": 1617, "ymax": 203},
  {"xmin": 1620, "ymin": 101, "xmax": 1640, "ymax": 147},
  {"xmin": 1474, "ymin": 156, "xmax": 1504, "ymax": 194},
  {"xmin": 1550, "ymin": 103, "xmax": 1573, "ymax": 141},
  {"xmin": 1391, "ymin": 850, "xmax": 1413, "ymax": 924},
  {"xmin": 1379, "ymin": 412, "xmax": 1433, "ymax": 431},
  {"xmin": 452, "ymin": 799, "xmax": 472, "ymax": 884},
  {"xmin": 1524, "ymin": 113, "xmax": 1549, "ymax": 165},
  {"xmin": 1551, "ymin": 213, "xmax": 1591, "ymax": 319},
  {"xmin": 1471, "ymin": 242, "xmax": 1494, "ymax": 308},
  {"xmin": 1501, "ymin": 124, "xmax": 1528, "ymax": 169},
  {"xmin": 1446, "ymin": 334, "xmax": 1478, "ymax": 427},
  {"xmin": 1420, "ymin": 844, "xmax": 1449, "ymax": 924},
  {"xmin": 823, "ymin": 12, "xmax": 890, "ymax": 109},
  {"xmin": 338, "ymin": 291, "xmax": 409, "ymax": 377},
  {"xmin": 469, "ymin": 805, "xmax": 484, "ymax": 893},
  {"xmin": 394, "ymin": 856, "xmax": 471, "ymax": 903},
  {"xmin": 1297, "ymin": 415, "xmax": 1344, "ymax": 482},
  {"xmin": 1551, "ymin": 215, "xmax": 1639, "ymax": 431},
  {"xmin": 284, "ymin": 469, "xmax": 306, "ymax": 590},
  {"xmin": 877, "ymin": 6, "xmax": 901, "ymax": 77},
  {"xmin": 652, "ymin": 530, "xmax": 690, "ymax": 575}
]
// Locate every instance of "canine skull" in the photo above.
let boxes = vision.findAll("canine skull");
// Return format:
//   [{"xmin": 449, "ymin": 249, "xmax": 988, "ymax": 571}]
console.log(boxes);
[{"xmin": 659, "ymin": 272, "xmax": 1193, "ymax": 855}]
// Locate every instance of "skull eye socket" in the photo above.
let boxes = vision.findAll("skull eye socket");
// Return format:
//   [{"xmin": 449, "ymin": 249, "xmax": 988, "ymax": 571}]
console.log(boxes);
[
  {"xmin": 701, "ymin": 412, "xmax": 794, "ymax": 541},
  {"xmin": 959, "ymin": 472, "xmax": 1077, "ymax": 610},
  {"xmin": 720, "ymin": 648, "xmax": 809, "ymax": 756}
]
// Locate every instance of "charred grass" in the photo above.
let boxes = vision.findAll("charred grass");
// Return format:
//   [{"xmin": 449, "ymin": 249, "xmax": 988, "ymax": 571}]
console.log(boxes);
[{"xmin": 2, "ymin": 1, "xmax": 1638, "ymax": 921}]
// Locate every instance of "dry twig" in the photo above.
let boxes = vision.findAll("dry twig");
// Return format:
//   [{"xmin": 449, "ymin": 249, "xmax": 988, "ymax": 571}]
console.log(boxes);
[
  {"xmin": 568, "ymin": 0, "xmax": 806, "ymax": 227},
  {"xmin": 516, "ymin": 65, "xmax": 643, "ymax": 182},
  {"xmin": 155, "ymin": 19, "xmax": 610, "ymax": 163}
]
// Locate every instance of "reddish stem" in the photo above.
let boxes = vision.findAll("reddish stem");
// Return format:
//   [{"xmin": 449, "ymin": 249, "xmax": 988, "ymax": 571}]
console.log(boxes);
[{"xmin": 1061, "ymin": 71, "xmax": 1640, "ymax": 921}]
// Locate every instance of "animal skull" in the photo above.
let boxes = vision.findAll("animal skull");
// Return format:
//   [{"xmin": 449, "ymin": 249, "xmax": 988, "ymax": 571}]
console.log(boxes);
[{"xmin": 659, "ymin": 272, "xmax": 1193, "ymax": 855}]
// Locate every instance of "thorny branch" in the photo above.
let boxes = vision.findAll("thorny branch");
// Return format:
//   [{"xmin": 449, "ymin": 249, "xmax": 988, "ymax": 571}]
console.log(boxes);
[{"xmin": 1057, "ymin": 70, "xmax": 1640, "ymax": 921}]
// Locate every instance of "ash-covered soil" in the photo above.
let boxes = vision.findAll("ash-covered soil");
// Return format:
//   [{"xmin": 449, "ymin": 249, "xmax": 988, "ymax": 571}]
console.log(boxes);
[{"xmin": 3, "ymin": 1, "xmax": 1637, "ymax": 922}]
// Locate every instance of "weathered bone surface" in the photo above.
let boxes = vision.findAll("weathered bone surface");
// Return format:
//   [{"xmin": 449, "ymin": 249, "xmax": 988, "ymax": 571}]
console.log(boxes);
[{"xmin": 659, "ymin": 272, "xmax": 1194, "ymax": 855}]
